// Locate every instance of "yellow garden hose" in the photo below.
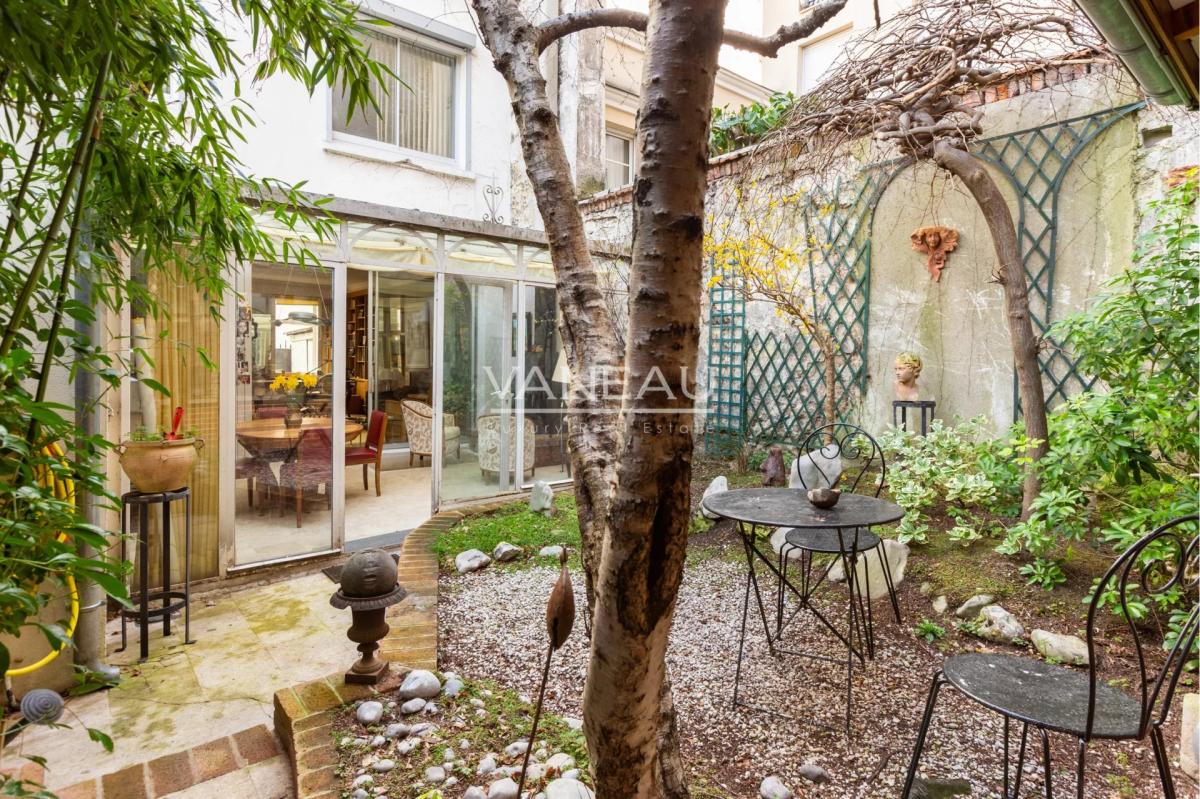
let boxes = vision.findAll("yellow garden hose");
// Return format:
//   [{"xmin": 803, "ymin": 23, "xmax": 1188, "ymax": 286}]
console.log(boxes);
[{"xmin": 8, "ymin": 443, "xmax": 80, "ymax": 677}]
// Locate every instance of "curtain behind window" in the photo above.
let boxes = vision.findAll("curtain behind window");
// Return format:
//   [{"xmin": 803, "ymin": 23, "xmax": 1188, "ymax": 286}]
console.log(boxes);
[{"xmin": 397, "ymin": 40, "xmax": 455, "ymax": 158}]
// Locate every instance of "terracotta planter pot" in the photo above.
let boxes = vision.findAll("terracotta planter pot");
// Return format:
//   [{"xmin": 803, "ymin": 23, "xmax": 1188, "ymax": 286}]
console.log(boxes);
[{"xmin": 118, "ymin": 437, "xmax": 202, "ymax": 493}]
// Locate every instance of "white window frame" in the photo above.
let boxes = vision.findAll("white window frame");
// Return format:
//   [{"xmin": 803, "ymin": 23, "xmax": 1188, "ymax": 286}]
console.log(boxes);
[
  {"xmin": 328, "ymin": 15, "xmax": 471, "ymax": 171},
  {"xmin": 605, "ymin": 129, "xmax": 635, "ymax": 189}
]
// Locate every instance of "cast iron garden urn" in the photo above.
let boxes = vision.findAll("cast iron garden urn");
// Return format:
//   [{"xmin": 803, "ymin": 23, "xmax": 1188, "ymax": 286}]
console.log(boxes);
[{"xmin": 330, "ymin": 549, "xmax": 407, "ymax": 684}]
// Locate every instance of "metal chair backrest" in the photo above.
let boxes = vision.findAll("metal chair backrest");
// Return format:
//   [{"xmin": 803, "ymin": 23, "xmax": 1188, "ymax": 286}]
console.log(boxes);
[
  {"xmin": 1084, "ymin": 513, "xmax": 1199, "ymax": 740},
  {"xmin": 795, "ymin": 423, "xmax": 886, "ymax": 497}
]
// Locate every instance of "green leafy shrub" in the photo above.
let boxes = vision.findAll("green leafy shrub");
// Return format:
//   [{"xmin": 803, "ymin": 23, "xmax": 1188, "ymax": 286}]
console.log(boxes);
[
  {"xmin": 913, "ymin": 618, "xmax": 946, "ymax": 642},
  {"xmin": 877, "ymin": 417, "xmax": 1008, "ymax": 545},
  {"xmin": 999, "ymin": 173, "xmax": 1198, "ymax": 597},
  {"xmin": 710, "ymin": 92, "xmax": 797, "ymax": 155}
]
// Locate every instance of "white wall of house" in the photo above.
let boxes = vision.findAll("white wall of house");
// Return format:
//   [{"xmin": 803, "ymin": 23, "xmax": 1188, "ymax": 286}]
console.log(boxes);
[{"xmin": 218, "ymin": 0, "xmax": 527, "ymax": 226}]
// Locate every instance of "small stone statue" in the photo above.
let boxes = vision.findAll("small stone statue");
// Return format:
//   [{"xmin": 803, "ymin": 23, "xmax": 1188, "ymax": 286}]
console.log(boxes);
[
  {"xmin": 910, "ymin": 225, "xmax": 959, "ymax": 282},
  {"xmin": 894, "ymin": 352, "xmax": 923, "ymax": 401},
  {"xmin": 761, "ymin": 446, "xmax": 787, "ymax": 487}
]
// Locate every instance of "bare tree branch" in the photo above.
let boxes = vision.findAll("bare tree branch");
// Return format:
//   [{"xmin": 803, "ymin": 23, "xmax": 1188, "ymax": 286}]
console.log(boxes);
[{"xmin": 536, "ymin": 0, "xmax": 848, "ymax": 56}]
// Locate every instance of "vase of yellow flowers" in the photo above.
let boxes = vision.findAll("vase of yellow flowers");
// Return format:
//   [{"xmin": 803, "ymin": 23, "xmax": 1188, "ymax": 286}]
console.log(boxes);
[{"xmin": 270, "ymin": 371, "xmax": 318, "ymax": 429}]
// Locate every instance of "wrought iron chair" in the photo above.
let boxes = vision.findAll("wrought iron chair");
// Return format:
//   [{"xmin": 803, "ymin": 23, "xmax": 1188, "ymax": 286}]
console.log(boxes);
[
  {"xmin": 776, "ymin": 424, "xmax": 901, "ymax": 642},
  {"xmin": 771, "ymin": 423, "xmax": 901, "ymax": 735},
  {"xmin": 902, "ymin": 513, "xmax": 1199, "ymax": 799}
]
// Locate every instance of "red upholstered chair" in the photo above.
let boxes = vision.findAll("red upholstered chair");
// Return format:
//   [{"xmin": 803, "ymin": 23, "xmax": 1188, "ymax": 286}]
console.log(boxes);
[
  {"xmin": 345, "ymin": 410, "xmax": 387, "ymax": 496},
  {"xmin": 280, "ymin": 428, "xmax": 333, "ymax": 528}
]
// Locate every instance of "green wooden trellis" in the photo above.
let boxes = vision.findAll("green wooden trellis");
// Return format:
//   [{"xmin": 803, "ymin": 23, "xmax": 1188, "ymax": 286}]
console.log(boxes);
[
  {"xmin": 705, "ymin": 102, "xmax": 1144, "ymax": 448},
  {"xmin": 972, "ymin": 100, "xmax": 1145, "ymax": 413}
]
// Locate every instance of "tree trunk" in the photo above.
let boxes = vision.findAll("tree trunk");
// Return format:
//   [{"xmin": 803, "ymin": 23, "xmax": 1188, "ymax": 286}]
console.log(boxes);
[
  {"xmin": 470, "ymin": 1, "xmax": 695, "ymax": 793},
  {"xmin": 813, "ymin": 323, "xmax": 838, "ymax": 426},
  {"xmin": 932, "ymin": 141, "xmax": 1047, "ymax": 516},
  {"xmin": 581, "ymin": 0, "xmax": 723, "ymax": 793}
]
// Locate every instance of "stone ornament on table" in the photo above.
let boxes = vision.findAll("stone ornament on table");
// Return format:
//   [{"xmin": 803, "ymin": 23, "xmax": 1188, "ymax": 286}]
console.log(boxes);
[
  {"xmin": 910, "ymin": 224, "xmax": 959, "ymax": 282},
  {"xmin": 894, "ymin": 351, "xmax": 923, "ymax": 402}
]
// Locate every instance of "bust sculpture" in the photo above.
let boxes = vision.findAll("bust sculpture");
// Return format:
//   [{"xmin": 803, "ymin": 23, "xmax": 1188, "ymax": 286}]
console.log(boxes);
[
  {"xmin": 894, "ymin": 352, "xmax": 923, "ymax": 401},
  {"xmin": 910, "ymin": 225, "xmax": 959, "ymax": 282}
]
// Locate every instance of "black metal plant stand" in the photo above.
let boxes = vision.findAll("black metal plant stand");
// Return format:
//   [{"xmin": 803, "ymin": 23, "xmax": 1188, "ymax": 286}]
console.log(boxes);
[
  {"xmin": 892, "ymin": 400, "xmax": 936, "ymax": 435},
  {"xmin": 118, "ymin": 488, "xmax": 194, "ymax": 662}
]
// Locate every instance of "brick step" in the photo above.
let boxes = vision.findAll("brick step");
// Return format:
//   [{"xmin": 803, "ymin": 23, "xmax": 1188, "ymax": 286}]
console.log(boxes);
[{"xmin": 57, "ymin": 725, "xmax": 284, "ymax": 799}]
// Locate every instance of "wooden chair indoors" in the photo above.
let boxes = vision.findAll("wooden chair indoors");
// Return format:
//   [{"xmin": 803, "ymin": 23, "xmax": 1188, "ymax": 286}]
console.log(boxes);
[
  {"xmin": 345, "ymin": 410, "xmax": 388, "ymax": 496},
  {"xmin": 280, "ymin": 427, "xmax": 333, "ymax": 528}
]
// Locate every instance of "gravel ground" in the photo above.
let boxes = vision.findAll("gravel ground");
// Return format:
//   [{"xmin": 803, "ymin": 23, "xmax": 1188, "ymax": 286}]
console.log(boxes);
[{"xmin": 439, "ymin": 538, "xmax": 1186, "ymax": 798}]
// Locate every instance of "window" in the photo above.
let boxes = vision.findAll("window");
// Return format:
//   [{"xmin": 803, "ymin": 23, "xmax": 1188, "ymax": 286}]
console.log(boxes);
[
  {"xmin": 605, "ymin": 132, "xmax": 634, "ymax": 189},
  {"xmin": 800, "ymin": 28, "xmax": 852, "ymax": 94},
  {"xmin": 333, "ymin": 25, "xmax": 459, "ymax": 160}
]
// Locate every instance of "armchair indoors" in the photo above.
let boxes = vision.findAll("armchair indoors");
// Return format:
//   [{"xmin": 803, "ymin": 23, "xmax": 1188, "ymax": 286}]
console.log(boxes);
[
  {"xmin": 400, "ymin": 400, "xmax": 460, "ymax": 466},
  {"xmin": 476, "ymin": 413, "xmax": 535, "ymax": 480}
]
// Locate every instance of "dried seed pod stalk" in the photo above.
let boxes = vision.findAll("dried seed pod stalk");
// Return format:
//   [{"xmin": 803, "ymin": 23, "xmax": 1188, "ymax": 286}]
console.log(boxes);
[{"xmin": 518, "ymin": 548, "xmax": 576, "ymax": 794}]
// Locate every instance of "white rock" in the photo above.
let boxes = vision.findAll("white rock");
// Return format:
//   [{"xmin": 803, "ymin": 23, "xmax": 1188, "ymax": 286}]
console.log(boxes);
[
  {"xmin": 444, "ymin": 776, "xmax": 459, "ymax": 790},
  {"xmin": 790, "ymin": 448, "xmax": 842, "ymax": 490},
  {"xmin": 383, "ymin": 723, "xmax": 408, "ymax": 739},
  {"xmin": 443, "ymin": 677, "xmax": 465, "ymax": 697},
  {"xmin": 397, "ymin": 738, "xmax": 420, "ymax": 755},
  {"xmin": 464, "ymin": 788, "xmax": 488, "ymax": 799},
  {"xmin": 351, "ymin": 790, "xmax": 369, "ymax": 799},
  {"xmin": 545, "ymin": 778, "xmax": 595, "ymax": 799},
  {"xmin": 370, "ymin": 735, "xmax": 385, "ymax": 747},
  {"xmin": 701, "ymin": 476, "xmax": 729, "ymax": 519},
  {"xmin": 503, "ymin": 739, "xmax": 530, "ymax": 759},
  {"xmin": 1181, "ymin": 694, "xmax": 1199, "ymax": 782},
  {"xmin": 400, "ymin": 698, "xmax": 426, "ymax": 715},
  {"xmin": 477, "ymin": 755, "xmax": 497, "ymax": 775},
  {"xmin": 759, "ymin": 776, "xmax": 793, "ymax": 799},
  {"xmin": 1031, "ymin": 629, "xmax": 1090, "ymax": 665},
  {"xmin": 425, "ymin": 765, "xmax": 447, "ymax": 783},
  {"xmin": 372, "ymin": 759, "xmax": 396, "ymax": 773},
  {"xmin": 931, "ymin": 595, "xmax": 948, "ymax": 614},
  {"xmin": 563, "ymin": 716, "xmax": 583, "ymax": 731},
  {"xmin": 974, "ymin": 604, "xmax": 1025, "ymax": 643},
  {"xmin": 444, "ymin": 748, "xmax": 457, "ymax": 762},
  {"xmin": 562, "ymin": 769, "xmax": 580, "ymax": 781},
  {"xmin": 408, "ymin": 722, "xmax": 436, "ymax": 736},
  {"xmin": 798, "ymin": 763, "xmax": 832, "ymax": 783},
  {"xmin": 827, "ymin": 539, "xmax": 910, "ymax": 600},
  {"xmin": 768, "ymin": 528, "xmax": 805, "ymax": 561},
  {"xmin": 400, "ymin": 669, "xmax": 443, "ymax": 699},
  {"xmin": 488, "ymin": 777, "xmax": 520, "ymax": 799},
  {"xmin": 955, "ymin": 594, "xmax": 995, "ymax": 619},
  {"xmin": 530, "ymin": 480, "xmax": 554, "ymax": 512},
  {"xmin": 492, "ymin": 542, "xmax": 523, "ymax": 562},
  {"xmin": 456, "ymin": 549, "xmax": 492, "ymax": 573},
  {"xmin": 353, "ymin": 775, "xmax": 374, "ymax": 787},
  {"xmin": 539, "ymin": 545, "xmax": 565, "ymax": 559},
  {"xmin": 521, "ymin": 763, "xmax": 547, "ymax": 783},
  {"xmin": 545, "ymin": 752, "xmax": 576, "ymax": 772},
  {"xmin": 356, "ymin": 701, "xmax": 384, "ymax": 726}
]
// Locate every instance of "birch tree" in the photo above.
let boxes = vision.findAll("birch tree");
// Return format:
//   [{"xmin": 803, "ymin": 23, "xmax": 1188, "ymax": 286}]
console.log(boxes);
[{"xmin": 468, "ymin": 0, "xmax": 847, "ymax": 793}]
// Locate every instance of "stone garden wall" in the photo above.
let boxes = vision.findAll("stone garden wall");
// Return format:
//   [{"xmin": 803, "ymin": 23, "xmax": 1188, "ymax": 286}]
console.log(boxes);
[{"xmin": 579, "ymin": 68, "xmax": 1200, "ymax": 445}]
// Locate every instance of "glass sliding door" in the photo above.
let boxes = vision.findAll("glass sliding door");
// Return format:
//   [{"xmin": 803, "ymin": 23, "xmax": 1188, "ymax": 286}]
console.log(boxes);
[
  {"xmin": 521, "ymin": 284, "xmax": 571, "ymax": 486},
  {"xmin": 343, "ymin": 266, "xmax": 435, "ymax": 545},
  {"xmin": 440, "ymin": 276, "xmax": 518, "ymax": 503},
  {"xmin": 233, "ymin": 262, "xmax": 336, "ymax": 565}
]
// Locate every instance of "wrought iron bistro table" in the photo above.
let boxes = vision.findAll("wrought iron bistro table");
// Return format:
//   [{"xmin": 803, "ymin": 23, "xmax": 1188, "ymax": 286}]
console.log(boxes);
[{"xmin": 701, "ymin": 487, "xmax": 903, "ymax": 735}]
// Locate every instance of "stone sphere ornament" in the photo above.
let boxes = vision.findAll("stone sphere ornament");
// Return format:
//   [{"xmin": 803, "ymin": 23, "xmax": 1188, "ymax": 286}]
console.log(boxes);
[
  {"xmin": 894, "ymin": 352, "xmax": 923, "ymax": 402},
  {"xmin": 330, "ymin": 549, "xmax": 407, "ymax": 684}
]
